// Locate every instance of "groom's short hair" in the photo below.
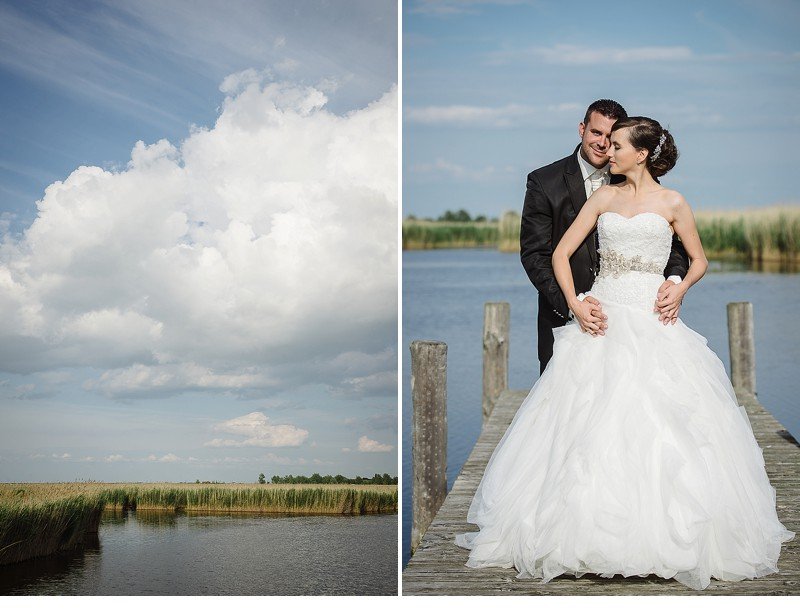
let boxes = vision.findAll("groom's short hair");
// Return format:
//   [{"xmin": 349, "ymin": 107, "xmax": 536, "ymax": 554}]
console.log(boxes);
[{"xmin": 583, "ymin": 99, "xmax": 627, "ymax": 125}]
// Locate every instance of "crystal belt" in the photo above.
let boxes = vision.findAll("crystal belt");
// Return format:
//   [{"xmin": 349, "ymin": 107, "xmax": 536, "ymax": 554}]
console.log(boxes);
[{"xmin": 597, "ymin": 249, "xmax": 664, "ymax": 278}]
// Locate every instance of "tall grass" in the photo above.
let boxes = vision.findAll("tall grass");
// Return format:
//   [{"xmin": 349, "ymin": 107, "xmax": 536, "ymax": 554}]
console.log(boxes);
[
  {"xmin": 402, "ymin": 221, "xmax": 498, "ymax": 249},
  {"xmin": 498, "ymin": 211, "xmax": 519, "ymax": 253},
  {"xmin": 0, "ymin": 482, "xmax": 397, "ymax": 565},
  {"xmin": 98, "ymin": 484, "xmax": 398, "ymax": 514},
  {"xmin": 0, "ymin": 489, "xmax": 103, "ymax": 565},
  {"xmin": 694, "ymin": 207, "xmax": 800, "ymax": 261},
  {"xmin": 404, "ymin": 206, "xmax": 800, "ymax": 261}
]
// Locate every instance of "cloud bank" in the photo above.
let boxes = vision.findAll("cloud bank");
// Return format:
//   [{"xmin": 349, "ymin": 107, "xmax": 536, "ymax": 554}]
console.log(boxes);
[{"xmin": 0, "ymin": 73, "xmax": 398, "ymax": 399}]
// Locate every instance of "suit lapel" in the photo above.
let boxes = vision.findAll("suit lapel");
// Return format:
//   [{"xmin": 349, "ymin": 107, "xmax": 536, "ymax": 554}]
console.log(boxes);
[
  {"xmin": 564, "ymin": 147, "xmax": 587, "ymax": 217},
  {"xmin": 564, "ymin": 147, "xmax": 598, "ymax": 268}
]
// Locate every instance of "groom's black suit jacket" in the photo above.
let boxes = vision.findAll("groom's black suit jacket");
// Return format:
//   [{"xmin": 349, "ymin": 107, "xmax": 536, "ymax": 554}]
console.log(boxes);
[{"xmin": 520, "ymin": 145, "xmax": 690, "ymax": 374}]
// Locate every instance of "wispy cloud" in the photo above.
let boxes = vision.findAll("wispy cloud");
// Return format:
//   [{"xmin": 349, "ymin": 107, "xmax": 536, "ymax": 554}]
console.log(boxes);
[
  {"xmin": 85, "ymin": 364, "xmax": 276, "ymax": 399},
  {"xmin": 486, "ymin": 44, "xmax": 693, "ymax": 66},
  {"xmin": 343, "ymin": 413, "xmax": 396, "ymax": 431},
  {"xmin": 330, "ymin": 370, "xmax": 397, "ymax": 398},
  {"xmin": 411, "ymin": 158, "xmax": 517, "ymax": 182},
  {"xmin": 0, "ymin": 3, "xmax": 193, "ymax": 129},
  {"xmin": 406, "ymin": 102, "xmax": 580, "ymax": 127},
  {"xmin": 410, "ymin": 0, "xmax": 534, "ymax": 17}
]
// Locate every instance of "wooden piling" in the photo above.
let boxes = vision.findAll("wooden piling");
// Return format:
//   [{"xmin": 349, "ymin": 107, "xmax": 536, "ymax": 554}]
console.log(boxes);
[
  {"xmin": 727, "ymin": 302, "xmax": 756, "ymax": 395},
  {"xmin": 410, "ymin": 340, "xmax": 448, "ymax": 554},
  {"xmin": 482, "ymin": 302, "xmax": 509, "ymax": 424}
]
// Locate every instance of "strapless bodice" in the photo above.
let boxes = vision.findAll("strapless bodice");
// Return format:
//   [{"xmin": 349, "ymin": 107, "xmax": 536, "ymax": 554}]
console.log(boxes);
[{"xmin": 587, "ymin": 212, "xmax": 674, "ymax": 311}]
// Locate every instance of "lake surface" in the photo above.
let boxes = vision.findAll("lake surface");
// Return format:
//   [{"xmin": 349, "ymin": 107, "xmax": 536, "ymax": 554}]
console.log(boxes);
[
  {"xmin": 1, "ymin": 510, "xmax": 397, "ymax": 595},
  {"xmin": 402, "ymin": 248, "xmax": 800, "ymax": 566}
]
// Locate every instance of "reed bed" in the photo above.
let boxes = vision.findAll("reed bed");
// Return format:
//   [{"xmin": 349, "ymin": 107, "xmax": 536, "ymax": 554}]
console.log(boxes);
[
  {"xmin": 402, "ymin": 221, "xmax": 498, "ymax": 249},
  {"xmin": 403, "ymin": 206, "xmax": 800, "ymax": 261},
  {"xmin": 498, "ymin": 211, "xmax": 520, "ymax": 253},
  {"xmin": 694, "ymin": 206, "xmax": 800, "ymax": 261},
  {"xmin": 1, "ymin": 482, "xmax": 397, "ymax": 515},
  {"xmin": 0, "ymin": 487, "xmax": 103, "ymax": 565},
  {"xmin": 98, "ymin": 484, "xmax": 398, "ymax": 515},
  {"xmin": 0, "ymin": 482, "xmax": 397, "ymax": 565}
]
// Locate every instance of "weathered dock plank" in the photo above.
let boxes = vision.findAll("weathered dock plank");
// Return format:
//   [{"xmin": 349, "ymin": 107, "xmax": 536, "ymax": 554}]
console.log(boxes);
[{"xmin": 403, "ymin": 389, "xmax": 800, "ymax": 595}]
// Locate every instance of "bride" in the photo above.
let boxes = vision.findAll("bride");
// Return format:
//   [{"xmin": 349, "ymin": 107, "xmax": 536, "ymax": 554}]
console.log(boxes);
[{"xmin": 454, "ymin": 116, "xmax": 795, "ymax": 590}]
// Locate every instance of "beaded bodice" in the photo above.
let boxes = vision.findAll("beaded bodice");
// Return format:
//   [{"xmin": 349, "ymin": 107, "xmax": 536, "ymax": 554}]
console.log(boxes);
[
  {"xmin": 597, "ymin": 212, "xmax": 672, "ymax": 276},
  {"xmin": 586, "ymin": 212, "xmax": 673, "ymax": 311}
]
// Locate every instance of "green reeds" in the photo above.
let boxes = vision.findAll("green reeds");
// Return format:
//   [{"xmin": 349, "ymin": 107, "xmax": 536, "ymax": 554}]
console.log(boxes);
[
  {"xmin": 0, "ymin": 494, "xmax": 104, "ymax": 565},
  {"xmin": 402, "ymin": 221, "xmax": 498, "ymax": 249},
  {"xmin": 403, "ymin": 206, "xmax": 800, "ymax": 261},
  {"xmin": 97, "ymin": 484, "xmax": 398, "ymax": 515},
  {"xmin": 695, "ymin": 207, "xmax": 800, "ymax": 261},
  {"xmin": 498, "ymin": 211, "xmax": 520, "ymax": 253}
]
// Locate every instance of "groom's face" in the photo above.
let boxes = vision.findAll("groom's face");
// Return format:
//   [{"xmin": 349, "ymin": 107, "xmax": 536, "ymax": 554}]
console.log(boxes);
[{"xmin": 578, "ymin": 111, "xmax": 616, "ymax": 168}]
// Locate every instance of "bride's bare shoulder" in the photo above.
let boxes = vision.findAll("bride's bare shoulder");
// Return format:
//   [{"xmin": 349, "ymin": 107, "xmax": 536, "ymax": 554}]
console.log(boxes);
[
  {"xmin": 659, "ymin": 188, "xmax": 693, "ymax": 222},
  {"xmin": 588, "ymin": 184, "xmax": 619, "ymax": 214}
]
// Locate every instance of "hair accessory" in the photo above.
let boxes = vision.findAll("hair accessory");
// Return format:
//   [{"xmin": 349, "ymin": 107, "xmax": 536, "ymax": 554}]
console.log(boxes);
[{"xmin": 651, "ymin": 133, "xmax": 667, "ymax": 161}]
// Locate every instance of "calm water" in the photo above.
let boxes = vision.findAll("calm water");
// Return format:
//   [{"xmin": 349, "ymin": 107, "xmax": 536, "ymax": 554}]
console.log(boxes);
[
  {"xmin": 402, "ymin": 248, "xmax": 800, "ymax": 566},
  {"xmin": 1, "ymin": 511, "xmax": 397, "ymax": 595}
]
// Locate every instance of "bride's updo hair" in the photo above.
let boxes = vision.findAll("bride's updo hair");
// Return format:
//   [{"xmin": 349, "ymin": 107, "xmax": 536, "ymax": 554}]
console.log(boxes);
[{"xmin": 611, "ymin": 116, "xmax": 678, "ymax": 178}]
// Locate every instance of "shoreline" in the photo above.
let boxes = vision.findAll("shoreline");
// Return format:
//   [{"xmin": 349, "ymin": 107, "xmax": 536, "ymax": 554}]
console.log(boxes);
[
  {"xmin": 403, "ymin": 243, "xmax": 799, "ymax": 264},
  {"xmin": 0, "ymin": 482, "xmax": 398, "ymax": 565},
  {"xmin": 403, "ymin": 206, "xmax": 800, "ymax": 263}
]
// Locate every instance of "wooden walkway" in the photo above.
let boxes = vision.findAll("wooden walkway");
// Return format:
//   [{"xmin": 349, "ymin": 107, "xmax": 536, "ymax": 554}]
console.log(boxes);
[{"xmin": 403, "ymin": 389, "xmax": 800, "ymax": 595}]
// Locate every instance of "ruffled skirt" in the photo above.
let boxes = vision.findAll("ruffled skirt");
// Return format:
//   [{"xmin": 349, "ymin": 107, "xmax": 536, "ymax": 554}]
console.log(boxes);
[{"xmin": 455, "ymin": 274, "xmax": 795, "ymax": 590}]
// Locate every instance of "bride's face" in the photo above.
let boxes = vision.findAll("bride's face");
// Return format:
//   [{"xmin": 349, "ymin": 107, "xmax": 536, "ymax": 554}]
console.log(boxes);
[{"xmin": 608, "ymin": 128, "xmax": 645, "ymax": 174}]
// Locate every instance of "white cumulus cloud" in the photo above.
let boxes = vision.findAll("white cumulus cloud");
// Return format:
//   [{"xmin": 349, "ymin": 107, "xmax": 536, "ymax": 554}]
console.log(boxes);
[
  {"xmin": 207, "ymin": 411, "xmax": 309, "ymax": 448},
  {"xmin": 357, "ymin": 435, "xmax": 393, "ymax": 453},
  {"xmin": 0, "ymin": 73, "xmax": 397, "ymax": 399},
  {"xmin": 145, "ymin": 453, "xmax": 182, "ymax": 462}
]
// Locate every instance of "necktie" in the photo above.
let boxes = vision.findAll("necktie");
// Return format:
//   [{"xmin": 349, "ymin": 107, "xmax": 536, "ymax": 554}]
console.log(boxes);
[{"xmin": 589, "ymin": 169, "xmax": 607, "ymax": 193}]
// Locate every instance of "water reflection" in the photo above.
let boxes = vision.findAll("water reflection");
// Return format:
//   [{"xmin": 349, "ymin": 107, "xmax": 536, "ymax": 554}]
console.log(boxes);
[
  {"xmin": 2, "ymin": 510, "xmax": 397, "ymax": 595},
  {"xmin": 0, "ymin": 538, "xmax": 100, "ymax": 595},
  {"xmin": 127, "ymin": 509, "xmax": 179, "ymax": 528}
]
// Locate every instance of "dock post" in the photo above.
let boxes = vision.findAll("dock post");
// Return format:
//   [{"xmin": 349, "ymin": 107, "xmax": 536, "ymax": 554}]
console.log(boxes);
[
  {"xmin": 727, "ymin": 301, "xmax": 756, "ymax": 395},
  {"xmin": 483, "ymin": 302, "xmax": 509, "ymax": 424},
  {"xmin": 410, "ymin": 340, "xmax": 447, "ymax": 554}
]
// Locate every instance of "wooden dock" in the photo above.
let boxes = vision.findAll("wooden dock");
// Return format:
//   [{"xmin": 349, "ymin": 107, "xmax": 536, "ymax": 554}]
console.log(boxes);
[{"xmin": 403, "ymin": 304, "xmax": 800, "ymax": 595}]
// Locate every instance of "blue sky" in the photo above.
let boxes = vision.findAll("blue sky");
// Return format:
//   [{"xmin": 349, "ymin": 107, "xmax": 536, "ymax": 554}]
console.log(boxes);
[
  {"xmin": 403, "ymin": 0, "xmax": 800, "ymax": 219},
  {"xmin": 0, "ymin": 0, "xmax": 398, "ymax": 482}
]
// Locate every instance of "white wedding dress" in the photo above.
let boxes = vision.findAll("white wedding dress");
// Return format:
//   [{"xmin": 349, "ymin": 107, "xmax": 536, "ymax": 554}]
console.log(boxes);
[{"xmin": 455, "ymin": 211, "xmax": 795, "ymax": 590}]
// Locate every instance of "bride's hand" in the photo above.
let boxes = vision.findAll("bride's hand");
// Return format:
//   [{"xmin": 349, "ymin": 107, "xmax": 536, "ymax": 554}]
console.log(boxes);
[
  {"xmin": 655, "ymin": 280, "xmax": 686, "ymax": 325},
  {"xmin": 571, "ymin": 296, "xmax": 607, "ymax": 337}
]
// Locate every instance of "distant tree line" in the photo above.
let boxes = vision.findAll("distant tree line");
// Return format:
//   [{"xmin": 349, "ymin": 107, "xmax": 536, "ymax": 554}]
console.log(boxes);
[
  {"xmin": 262, "ymin": 473, "xmax": 397, "ymax": 485},
  {"xmin": 405, "ymin": 209, "xmax": 495, "ymax": 223}
]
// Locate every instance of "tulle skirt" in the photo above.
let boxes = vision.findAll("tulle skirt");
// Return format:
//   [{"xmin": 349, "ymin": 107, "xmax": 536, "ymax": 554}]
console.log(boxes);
[{"xmin": 455, "ymin": 276, "xmax": 794, "ymax": 590}]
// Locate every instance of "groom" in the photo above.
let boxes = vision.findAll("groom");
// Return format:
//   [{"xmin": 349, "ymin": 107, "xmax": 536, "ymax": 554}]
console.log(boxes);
[{"xmin": 520, "ymin": 99, "xmax": 689, "ymax": 374}]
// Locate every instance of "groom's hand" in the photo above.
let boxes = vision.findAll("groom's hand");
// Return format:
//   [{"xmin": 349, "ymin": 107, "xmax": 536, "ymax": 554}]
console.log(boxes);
[
  {"xmin": 572, "ymin": 296, "xmax": 607, "ymax": 337},
  {"xmin": 655, "ymin": 280, "xmax": 685, "ymax": 325}
]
